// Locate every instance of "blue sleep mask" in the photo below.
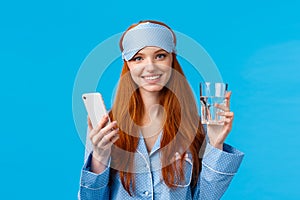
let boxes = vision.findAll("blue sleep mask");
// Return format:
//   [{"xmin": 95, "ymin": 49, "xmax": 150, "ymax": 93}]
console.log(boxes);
[{"xmin": 121, "ymin": 22, "xmax": 176, "ymax": 61}]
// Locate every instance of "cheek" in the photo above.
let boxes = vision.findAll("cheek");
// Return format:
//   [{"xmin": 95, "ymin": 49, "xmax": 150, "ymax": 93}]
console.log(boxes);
[
  {"xmin": 165, "ymin": 67, "xmax": 172, "ymax": 81},
  {"xmin": 128, "ymin": 67, "xmax": 142, "ymax": 85},
  {"xmin": 128, "ymin": 63, "xmax": 139, "ymax": 75},
  {"xmin": 129, "ymin": 67, "xmax": 142, "ymax": 77}
]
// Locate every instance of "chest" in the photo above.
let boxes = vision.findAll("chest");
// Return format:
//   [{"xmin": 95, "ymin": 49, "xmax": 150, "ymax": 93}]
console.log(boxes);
[
  {"xmin": 143, "ymin": 134, "xmax": 160, "ymax": 153},
  {"xmin": 110, "ymin": 152, "xmax": 194, "ymax": 199},
  {"xmin": 140, "ymin": 120, "xmax": 162, "ymax": 153}
]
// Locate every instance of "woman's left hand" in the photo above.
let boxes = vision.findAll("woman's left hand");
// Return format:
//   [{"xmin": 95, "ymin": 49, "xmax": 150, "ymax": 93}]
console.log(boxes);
[{"xmin": 207, "ymin": 91, "xmax": 234, "ymax": 150}]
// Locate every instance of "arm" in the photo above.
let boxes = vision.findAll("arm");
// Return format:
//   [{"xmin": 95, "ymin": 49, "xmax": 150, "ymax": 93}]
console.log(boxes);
[
  {"xmin": 192, "ymin": 91, "xmax": 244, "ymax": 199},
  {"xmin": 78, "ymin": 115, "xmax": 119, "ymax": 199},
  {"xmin": 78, "ymin": 153, "xmax": 111, "ymax": 200},
  {"xmin": 192, "ymin": 143, "xmax": 244, "ymax": 199}
]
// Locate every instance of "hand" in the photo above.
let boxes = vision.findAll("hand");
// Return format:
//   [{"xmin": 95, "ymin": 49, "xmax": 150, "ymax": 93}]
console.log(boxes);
[
  {"xmin": 207, "ymin": 91, "xmax": 234, "ymax": 150},
  {"xmin": 88, "ymin": 115, "xmax": 119, "ymax": 166}
]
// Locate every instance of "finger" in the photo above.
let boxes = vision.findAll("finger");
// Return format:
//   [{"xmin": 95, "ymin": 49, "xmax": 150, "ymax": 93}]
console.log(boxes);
[
  {"xmin": 89, "ymin": 115, "xmax": 109, "ymax": 140},
  {"xmin": 215, "ymin": 103, "xmax": 230, "ymax": 112},
  {"xmin": 225, "ymin": 91, "xmax": 232, "ymax": 108},
  {"xmin": 87, "ymin": 116, "xmax": 93, "ymax": 130},
  {"xmin": 103, "ymin": 132, "xmax": 120, "ymax": 148},
  {"xmin": 101, "ymin": 121, "xmax": 118, "ymax": 133},
  {"xmin": 91, "ymin": 128, "xmax": 107, "ymax": 145},
  {"xmin": 225, "ymin": 91, "xmax": 232, "ymax": 99},
  {"xmin": 217, "ymin": 111, "xmax": 234, "ymax": 118},
  {"xmin": 92, "ymin": 125, "xmax": 117, "ymax": 146},
  {"xmin": 91, "ymin": 121, "xmax": 117, "ymax": 145},
  {"xmin": 110, "ymin": 133, "xmax": 120, "ymax": 144},
  {"xmin": 94, "ymin": 115, "xmax": 110, "ymax": 132},
  {"xmin": 223, "ymin": 117, "xmax": 231, "ymax": 124},
  {"xmin": 98, "ymin": 129, "xmax": 119, "ymax": 148}
]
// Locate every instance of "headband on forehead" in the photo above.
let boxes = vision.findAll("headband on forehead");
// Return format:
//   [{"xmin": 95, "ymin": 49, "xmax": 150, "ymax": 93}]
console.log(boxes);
[{"xmin": 121, "ymin": 22, "xmax": 176, "ymax": 61}]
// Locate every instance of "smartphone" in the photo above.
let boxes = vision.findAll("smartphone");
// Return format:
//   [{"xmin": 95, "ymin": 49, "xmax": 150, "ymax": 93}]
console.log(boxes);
[{"xmin": 82, "ymin": 92, "xmax": 110, "ymax": 128}]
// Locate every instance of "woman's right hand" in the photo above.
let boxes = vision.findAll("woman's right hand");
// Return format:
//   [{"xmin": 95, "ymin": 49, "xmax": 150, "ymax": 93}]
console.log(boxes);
[{"xmin": 87, "ymin": 115, "xmax": 119, "ymax": 173}]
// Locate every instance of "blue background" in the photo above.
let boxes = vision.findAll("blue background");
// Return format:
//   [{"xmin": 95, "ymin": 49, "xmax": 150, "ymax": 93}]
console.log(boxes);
[{"xmin": 1, "ymin": 0, "xmax": 299, "ymax": 199}]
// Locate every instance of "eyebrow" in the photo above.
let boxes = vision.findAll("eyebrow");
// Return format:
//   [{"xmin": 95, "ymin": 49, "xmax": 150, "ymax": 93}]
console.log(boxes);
[{"xmin": 135, "ymin": 49, "xmax": 168, "ymax": 56}]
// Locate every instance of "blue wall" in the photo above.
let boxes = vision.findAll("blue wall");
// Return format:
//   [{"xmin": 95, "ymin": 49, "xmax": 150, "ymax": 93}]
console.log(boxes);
[{"xmin": 1, "ymin": 0, "xmax": 299, "ymax": 199}]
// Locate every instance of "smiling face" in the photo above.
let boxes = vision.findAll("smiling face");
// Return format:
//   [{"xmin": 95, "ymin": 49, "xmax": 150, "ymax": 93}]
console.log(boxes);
[{"xmin": 127, "ymin": 46, "xmax": 173, "ymax": 94}]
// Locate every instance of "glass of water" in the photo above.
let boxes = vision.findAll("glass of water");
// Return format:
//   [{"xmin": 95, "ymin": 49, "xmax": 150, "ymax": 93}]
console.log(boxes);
[{"xmin": 200, "ymin": 82, "xmax": 228, "ymax": 125}]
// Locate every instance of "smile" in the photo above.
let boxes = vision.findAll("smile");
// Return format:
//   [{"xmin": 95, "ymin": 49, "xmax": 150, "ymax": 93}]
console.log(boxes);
[{"xmin": 142, "ymin": 74, "xmax": 162, "ymax": 80}]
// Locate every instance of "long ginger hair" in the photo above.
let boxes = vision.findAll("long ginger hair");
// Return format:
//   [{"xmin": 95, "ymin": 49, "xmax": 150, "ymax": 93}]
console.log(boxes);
[{"xmin": 109, "ymin": 20, "xmax": 206, "ymax": 196}]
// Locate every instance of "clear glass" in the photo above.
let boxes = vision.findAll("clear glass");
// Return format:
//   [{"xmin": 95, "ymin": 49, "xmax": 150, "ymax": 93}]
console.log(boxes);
[{"xmin": 200, "ymin": 82, "xmax": 228, "ymax": 125}]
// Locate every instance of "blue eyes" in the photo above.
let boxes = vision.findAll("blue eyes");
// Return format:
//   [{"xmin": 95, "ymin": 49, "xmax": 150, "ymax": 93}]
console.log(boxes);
[
  {"xmin": 132, "ymin": 56, "xmax": 142, "ymax": 61},
  {"xmin": 156, "ymin": 54, "xmax": 166, "ymax": 59},
  {"xmin": 131, "ymin": 54, "xmax": 167, "ymax": 62}
]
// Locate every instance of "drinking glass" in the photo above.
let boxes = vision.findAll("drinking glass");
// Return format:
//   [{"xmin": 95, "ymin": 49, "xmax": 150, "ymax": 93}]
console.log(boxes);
[{"xmin": 200, "ymin": 82, "xmax": 228, "ymax": 125}]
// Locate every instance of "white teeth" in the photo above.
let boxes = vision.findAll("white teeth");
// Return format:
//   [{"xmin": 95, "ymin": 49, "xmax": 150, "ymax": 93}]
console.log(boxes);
[{"xmin": 144, "ymin": 75, "xmax": 160, "ymax": 80}]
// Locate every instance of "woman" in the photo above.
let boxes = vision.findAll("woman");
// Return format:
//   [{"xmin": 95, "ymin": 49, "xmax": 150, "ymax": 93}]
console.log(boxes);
[{"xmin": 79, "ymin": 20, "xmax": 244, "ymax": 199}]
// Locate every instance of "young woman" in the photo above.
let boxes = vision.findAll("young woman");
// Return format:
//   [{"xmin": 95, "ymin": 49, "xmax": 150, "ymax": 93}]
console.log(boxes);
[{"xmin": 78, "ymin": 20, "xmax": 244, "ymax": 199}]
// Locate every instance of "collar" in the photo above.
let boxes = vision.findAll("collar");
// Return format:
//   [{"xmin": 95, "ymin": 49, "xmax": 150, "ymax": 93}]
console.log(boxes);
[{"xmin": 137, "ymin": 131, "xmax": 162, "ymax": 156}]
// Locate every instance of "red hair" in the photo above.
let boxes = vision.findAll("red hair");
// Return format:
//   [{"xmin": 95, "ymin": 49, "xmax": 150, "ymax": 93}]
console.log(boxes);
[{"xmin": 109, "ymin": 20, "xmax": 205, "ymax": 196}]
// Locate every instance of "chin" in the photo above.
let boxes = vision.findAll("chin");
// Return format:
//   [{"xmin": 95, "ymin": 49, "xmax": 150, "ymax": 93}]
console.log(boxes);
[{"xmin": 141, "ymin": 85, "xmax": 164, "ymax": 93}]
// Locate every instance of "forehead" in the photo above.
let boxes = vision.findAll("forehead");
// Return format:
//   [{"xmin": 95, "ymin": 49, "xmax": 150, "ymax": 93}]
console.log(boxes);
[{"xmin": 136, "ymin": 46, "xmax": 167, "ymax": 54}]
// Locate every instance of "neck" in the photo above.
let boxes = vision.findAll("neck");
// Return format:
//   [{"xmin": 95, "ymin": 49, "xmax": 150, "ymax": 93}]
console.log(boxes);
[
  {"xmin": 139, "ymin": 89, "xmax": 164, "ymax": 140},
  {"xmin": 139, "ymin": 89, "xmax": 162, "ymax": 125}
]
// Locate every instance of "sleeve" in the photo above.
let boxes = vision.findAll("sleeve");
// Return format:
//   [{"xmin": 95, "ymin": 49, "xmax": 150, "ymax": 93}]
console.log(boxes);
[
  {"xmin": 78, "ymin": 153, "xmax": 111, "ymax": 200},
  {"xmin": 192, "ymin": 143, "xmax": 244, "ymax": 200}
]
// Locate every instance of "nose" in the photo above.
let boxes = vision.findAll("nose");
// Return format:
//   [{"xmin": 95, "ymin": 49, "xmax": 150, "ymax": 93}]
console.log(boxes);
[{"xmin": 144, "ymin": 57, "xmax": 156, "ymax": 72}]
